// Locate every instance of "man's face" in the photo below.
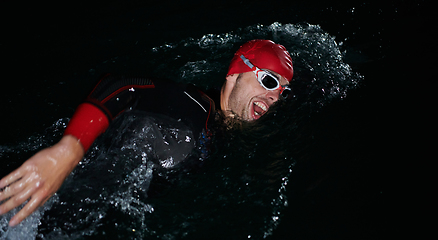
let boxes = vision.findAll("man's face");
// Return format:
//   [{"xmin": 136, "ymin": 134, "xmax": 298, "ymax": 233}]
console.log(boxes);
[{"xmin": 222, "ymin": 70, "xmax": 289, "ymax": 121}]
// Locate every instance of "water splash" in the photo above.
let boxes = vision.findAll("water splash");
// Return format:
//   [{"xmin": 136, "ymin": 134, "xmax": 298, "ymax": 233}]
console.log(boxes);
[
  {"xmin": 89, "ymin": 22, "xmax": 361, "ymax": 107},
  {"xmin": 144, "ymin": 22, "xmax": 362, "ymax": 105},
  {"xmin": 0, "ymin": 195, "xmax": 58, "ymax": 240}
]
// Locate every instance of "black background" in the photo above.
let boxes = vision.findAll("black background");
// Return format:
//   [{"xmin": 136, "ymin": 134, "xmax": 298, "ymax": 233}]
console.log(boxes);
[{"xmin": 1, "ymin": 0, "xmax": 432, "ymax": 239}]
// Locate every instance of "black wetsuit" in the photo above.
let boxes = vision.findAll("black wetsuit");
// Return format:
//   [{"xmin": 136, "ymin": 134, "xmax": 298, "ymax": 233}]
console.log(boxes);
[{"xmin": 65, "ymin": 74, "xmax": 216, "ymax": 168}]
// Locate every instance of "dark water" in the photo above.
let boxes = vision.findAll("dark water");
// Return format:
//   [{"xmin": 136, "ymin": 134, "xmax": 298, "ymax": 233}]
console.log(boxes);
[{"xmin": 0, "ymin": 1, "xmax": 431, "ymax": 239}]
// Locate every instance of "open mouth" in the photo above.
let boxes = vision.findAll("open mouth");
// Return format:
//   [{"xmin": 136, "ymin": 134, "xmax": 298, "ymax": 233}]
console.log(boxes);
[{"xmin": 252, "ymin": 101, "xmax": 268, "ymax": 120}]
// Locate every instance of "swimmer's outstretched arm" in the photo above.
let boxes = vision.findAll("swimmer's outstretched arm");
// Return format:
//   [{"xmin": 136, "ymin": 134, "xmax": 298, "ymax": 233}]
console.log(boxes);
[
  {"xmin": 0, "ymin": 135, "xmax": 84, "ymax": 226},
  {"xmin": 0, "ymin": 74, "xmax": 155, "ymax": 226}
]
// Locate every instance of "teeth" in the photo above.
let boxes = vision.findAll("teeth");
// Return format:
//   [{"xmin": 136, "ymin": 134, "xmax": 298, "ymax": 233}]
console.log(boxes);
[{"xmin": 254, "ymin": 102, "xmax": 267, "ymax": 112}]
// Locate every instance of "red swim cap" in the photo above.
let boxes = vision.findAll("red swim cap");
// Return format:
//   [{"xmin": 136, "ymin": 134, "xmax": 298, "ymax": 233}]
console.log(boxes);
[{"xmin": 227, "ymin": 39, "xmax": 294, "ymax": 82}]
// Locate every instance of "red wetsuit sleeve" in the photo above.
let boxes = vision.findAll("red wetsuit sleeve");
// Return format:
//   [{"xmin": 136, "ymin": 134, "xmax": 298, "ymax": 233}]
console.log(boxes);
[{"xmin": 64, "ymin": 103, "xmax": 110, "ymax": 152}]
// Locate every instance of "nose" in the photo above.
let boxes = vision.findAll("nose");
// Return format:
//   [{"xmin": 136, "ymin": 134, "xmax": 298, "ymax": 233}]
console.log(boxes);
[{"xmin": 265, "ymin": 88, "xmax": 281, "ymax": 103}]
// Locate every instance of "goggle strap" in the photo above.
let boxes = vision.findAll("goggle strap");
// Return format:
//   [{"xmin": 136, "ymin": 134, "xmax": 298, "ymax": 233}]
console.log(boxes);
[{"xmin": 240, "ymin": 55, "xmax": 255, "ymax": 70}]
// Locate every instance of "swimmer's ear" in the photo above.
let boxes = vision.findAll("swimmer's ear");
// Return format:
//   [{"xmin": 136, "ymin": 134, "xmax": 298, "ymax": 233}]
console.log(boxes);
[
  {"xmin": 220, "ymin": 74, "xmax": 239, "ymax": 112},
  {"xmin": 225, "ymin": 74, "xmax": 238, "ymax": 84},
  {"xmin": 223, "ymin": 74, "xmax": 238, "ymax": 95}
]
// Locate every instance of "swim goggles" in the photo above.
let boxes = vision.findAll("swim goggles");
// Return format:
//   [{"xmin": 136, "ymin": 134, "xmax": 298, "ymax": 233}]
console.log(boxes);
[{"xmin": 240, "ymin": 55, "xmax": 292, "ymax": 99}]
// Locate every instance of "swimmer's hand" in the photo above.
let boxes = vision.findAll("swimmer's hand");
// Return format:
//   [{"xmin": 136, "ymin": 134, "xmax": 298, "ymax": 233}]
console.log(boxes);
[{"xmin": 0, "ymin": 135, "xmax": 84, "ymax": 226}]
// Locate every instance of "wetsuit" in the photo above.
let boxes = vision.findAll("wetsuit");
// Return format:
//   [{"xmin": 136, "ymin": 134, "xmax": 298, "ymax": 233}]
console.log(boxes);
[{"xmin": 64, "ymin": 74, "xmax": 215, "ymax": 168}]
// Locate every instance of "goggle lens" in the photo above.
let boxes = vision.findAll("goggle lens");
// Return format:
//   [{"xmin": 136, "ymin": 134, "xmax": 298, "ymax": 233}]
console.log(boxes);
[
  {"xmin": 261, "ymin": 74, "xmax": 279, "ymax": 89},
  {"xmin": 280, "ymin": 87, "xmax": 292, "ymax": 99}
]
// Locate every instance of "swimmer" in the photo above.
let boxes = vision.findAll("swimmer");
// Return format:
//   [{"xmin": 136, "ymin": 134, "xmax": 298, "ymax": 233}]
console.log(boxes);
[{"xmin": 0, "ymin": 39, "xmax": 293, "ymax": 226}]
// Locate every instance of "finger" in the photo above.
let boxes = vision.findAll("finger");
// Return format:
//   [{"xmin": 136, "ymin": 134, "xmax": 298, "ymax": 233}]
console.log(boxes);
[
  {"xmin": 0, "ymin": 171, "xmax": 49, "ymax": 221},
  {"xmin": 9, "ymin": 191, "xmax": 48, "ymax": 227},
  {"xmin": 0, "ymin": 181, "xmax": 38, "ymax": 216},
  {"xmin": 0, "ymin": 178, "xmax": 27, "ymax": 202},
  {"xmin": 0, "ymin": 168, "xmax": 24, "ymax": 189},
  {"xmin": 0, "ymin": 170, "xmax": 40, "ymax": 202}
]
